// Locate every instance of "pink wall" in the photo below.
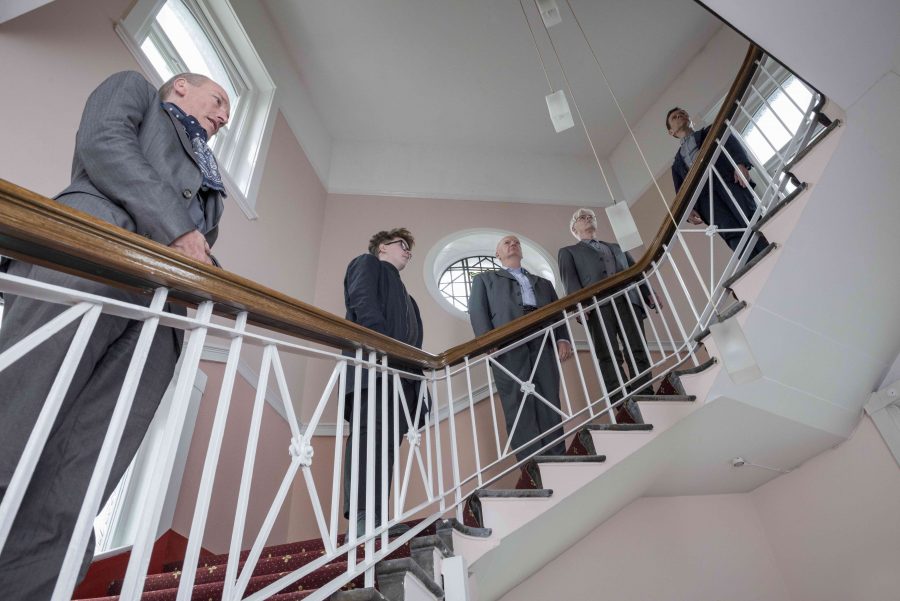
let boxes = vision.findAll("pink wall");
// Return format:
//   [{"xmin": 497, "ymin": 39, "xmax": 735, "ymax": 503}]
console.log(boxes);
[
  {"xmin": 502, "ymin": 493, "xmax": 792, "ymax": 601},
  {"xmin": 0, "ymin": 0, "xmax": 140, "ymax": 195},
  {"xmin": 751, "ymin": 416, "xmax": 900, "ymax": 601},
  {"xmin": 173, "ymin": 361, "xmax": 293, "ymax": 554},
  {"xmin": 500, "ymin": 415, "xmax": 900, "ymax": 601}
]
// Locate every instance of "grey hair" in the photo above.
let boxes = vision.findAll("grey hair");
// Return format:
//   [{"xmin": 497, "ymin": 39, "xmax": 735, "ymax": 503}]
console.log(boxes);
[{"xmin": 569, "ymin": 207, "xmax": 596, "ymax": 240}]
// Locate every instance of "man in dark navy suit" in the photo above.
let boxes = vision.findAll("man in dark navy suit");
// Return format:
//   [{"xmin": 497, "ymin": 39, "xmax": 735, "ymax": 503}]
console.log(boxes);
[{"xmin": 667, "ymin": 107, "xmax": 768, "ymax": 258}]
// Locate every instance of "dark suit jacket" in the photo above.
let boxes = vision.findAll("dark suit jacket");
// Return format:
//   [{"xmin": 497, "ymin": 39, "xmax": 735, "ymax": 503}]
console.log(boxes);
[
  {"xmin": 671, "ymin": 125, "xmax": 757, "ymax": 231},
  {"xmin": 343, "ymin": 253, "xmax": 424, "ymax": 394},
  {"xmin": 468, "ymin": 268, "xmax": 568, "ymax": 405},
  {"xmin": 558, "ymin": 240, "xmax": 651, "ymax": 319},
  {"xmin": 468, "ymin": 268, "xmax": 569, "ymax": 342}
]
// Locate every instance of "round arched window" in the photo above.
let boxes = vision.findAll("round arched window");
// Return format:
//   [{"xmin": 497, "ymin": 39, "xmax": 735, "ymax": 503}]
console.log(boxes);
[
  {"xmin": 423, "ymin": 229, "xmax": 561, "ymax": 320},
  {"xmin": 438, "ymin": 255, "xmax": 503, "ymax": 312}
]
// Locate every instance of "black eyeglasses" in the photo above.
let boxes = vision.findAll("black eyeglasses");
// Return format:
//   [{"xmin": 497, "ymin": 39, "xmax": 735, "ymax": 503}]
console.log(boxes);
[{"xmin": 384, "ymin": 239, "xmax": 411, "ymax": 252}]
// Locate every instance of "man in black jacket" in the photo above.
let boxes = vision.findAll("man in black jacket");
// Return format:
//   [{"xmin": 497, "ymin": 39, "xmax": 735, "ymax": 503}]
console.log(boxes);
[
  {"xmin": 667, "ymin": 107, "xmax": 768, "ymax": 258},
  {"xmin": 342, "ymin": 227, "xmax": 423, "ymax": 537}
]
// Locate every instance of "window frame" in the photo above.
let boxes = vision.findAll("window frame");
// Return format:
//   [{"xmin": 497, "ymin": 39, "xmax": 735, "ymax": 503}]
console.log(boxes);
[
  {"xmin": 438, "ymin": 255, "xmax": 504, "ymax": 313},
  {"xmin": 116, "ymin": 0, "xmax": 276, "ymax": 219}
]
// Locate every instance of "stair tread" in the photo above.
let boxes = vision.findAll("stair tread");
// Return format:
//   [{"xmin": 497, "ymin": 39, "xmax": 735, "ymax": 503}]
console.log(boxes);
[
  {"xmin": 476, "ymin": 488, "xmax": 553, "ymax": 498},
  {"xmin": 533, "ymin": 454, "xmax": 606, "ymax": 463},
  {"xmin": 753, "ymin": 183, "xmax": 807, "ymax": 232},
  {"xmin": 694, "ymin": 301, "xmax": 747, "ymax": 343},
  {"xmin": 722, "ymin": 242, "xmax": 778, "ymax": 290},
  {"xmin": 632, "ymin": 394, "xmax": 696, "ymax": 402},
  {"xmin": 784, "ymin": 118, "xmax": 842, "ymax": 172},
  {"xmin": 673, "ymin": 357, "xmax": 717, "ymax": 377},
  {"xmin": 586, "ymin": 423, "xmax": 654, "ymax": 431}
]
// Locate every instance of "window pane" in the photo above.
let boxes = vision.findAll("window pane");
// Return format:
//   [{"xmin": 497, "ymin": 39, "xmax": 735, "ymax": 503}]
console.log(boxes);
[
  {"xmin": 140, "ymin": 37, "xmax": 176, "ymax": 82},
  {"xmin": 439, "ymin": 255, "xmax": 503, "ymax": 312},
  {"xmin": 155, "ymin": 0, "xmax": 239, "ymax": 111}
]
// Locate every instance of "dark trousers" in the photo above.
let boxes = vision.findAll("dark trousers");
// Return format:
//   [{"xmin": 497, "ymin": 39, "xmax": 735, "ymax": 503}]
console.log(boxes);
[
  {"xmin": 0, "ymin": 262, "xmax": 178, "ymax": 601},
  {"xmin": 721, "ymin": 230, "xmax": 769, "ymax": 260},
  {"xmin": 587, "ymin": 297, "xmax": 652, "ymax": 417},
  {"xmin": 342, "ymin": 377, "xmax": 420, "ymax": 524},
  {"xmin": 492, "ymin": 338, "xmax": 567, "ymax": 462}
]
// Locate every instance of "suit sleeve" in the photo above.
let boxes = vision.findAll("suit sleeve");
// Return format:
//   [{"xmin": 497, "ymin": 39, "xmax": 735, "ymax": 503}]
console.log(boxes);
[
  {"xmin": 723, "ymin": 127, "xmax": 752, "ymax": 168},
  {"xmin": 545, "ymin": 284, "xmax": 570, "ymax": 343},
  {"xmin": 345, "ymin": 255, "xmax": 389, "ymax": 336},
  {"xmin": 624, "ymin": 250, "xmax": 653, "ymax": 304},
  {"xmin": 468, "ymin": 274, "xmax": 495, "ymax": 337},
  {"xmin": 671, "ymin": 161, "xmax": 685, "ymax": 194},
  {"xmin": 557, "ymin": 247, "xmax": 583, "ymax": 296},
  {"xmin": 74, "ymin": 71, "xmax": 196, "ymax": 245}
]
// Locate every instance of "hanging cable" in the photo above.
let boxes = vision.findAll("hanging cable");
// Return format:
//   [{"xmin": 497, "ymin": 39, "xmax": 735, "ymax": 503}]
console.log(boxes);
[
  {"xmin": 529, "ymin": 0, "xmax": 616, "ymax": 205},
  {"xmin": 518, "ymin": 0, "xmax": 554, "ymax": 93},
  {"xmin": 563, "ymin": 0, "xmax": 678, "ymax": 226}
]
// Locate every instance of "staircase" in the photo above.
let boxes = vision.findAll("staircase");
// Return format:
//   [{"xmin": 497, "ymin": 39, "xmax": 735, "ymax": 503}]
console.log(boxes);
[
  {"xmin": 73, "ymin": 520, "xmax": 477, "ymax": 601},
  {"xmin": 440, "ymin": 100, "xmax": 850, "ymax": 601}
]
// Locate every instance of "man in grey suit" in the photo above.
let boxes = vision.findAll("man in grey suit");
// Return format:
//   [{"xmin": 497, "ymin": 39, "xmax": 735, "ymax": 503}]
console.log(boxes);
[
  {"xmin": 0, "ymin": 71, "xmax": 230, "ymax": 599},
  {"xmin": 558, "ymin": 208, "xmax": 661, "ymax": 423},
  {"xmin": 468, "ymin": 235, "xmax": 572, "ymax": 462}
]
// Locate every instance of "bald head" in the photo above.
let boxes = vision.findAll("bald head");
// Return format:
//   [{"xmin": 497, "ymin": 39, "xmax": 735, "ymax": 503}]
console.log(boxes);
[
  {"xmin": 159, "ymin": 73, "xmax": 230, "ymax": 137},
  {"xmin": 495, "ymin": 235, "xmax": 523, "ymax": 268}
]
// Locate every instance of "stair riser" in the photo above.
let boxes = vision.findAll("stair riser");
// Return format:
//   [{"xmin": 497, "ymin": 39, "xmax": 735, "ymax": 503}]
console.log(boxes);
[
  {"xmin": 536, "ymin": 463, "xmax": 608, "ymax": 498},
  {"xmin": 788, "ymin": 122, "xmax": 844, "ymax": 184},
  {"xmin": 587, "ymin": 431, "xmax": 652, "ymax": 467},
  {"xmin": 636, "ymin": 401, "xmax": 697, "ymax": 431},
  {"xmin": 675, "ymin": 362, "xmax": 722, "ymax": 400},
  {"xmin": 728, "ymin": 246, "xmax": 779, "ymax": 303},
  {"xmin": 478, "ymin": 497, "xmax": 556, "ymax": 539},
  {"xmin": 758, "ymin": 186, "xmax": 812, "ymax": 244}
]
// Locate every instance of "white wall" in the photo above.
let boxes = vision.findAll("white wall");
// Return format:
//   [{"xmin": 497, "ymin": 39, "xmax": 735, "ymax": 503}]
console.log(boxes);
[{"xmin": 700, "ymin": 0, "xmax": 900, "ymax": 110}]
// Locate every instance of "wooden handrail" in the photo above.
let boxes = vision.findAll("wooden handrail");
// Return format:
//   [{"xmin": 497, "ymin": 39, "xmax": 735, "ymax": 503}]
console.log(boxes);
[{"xmin": 0, "ymin": 45, "xmax": 762, "ymax": 371}]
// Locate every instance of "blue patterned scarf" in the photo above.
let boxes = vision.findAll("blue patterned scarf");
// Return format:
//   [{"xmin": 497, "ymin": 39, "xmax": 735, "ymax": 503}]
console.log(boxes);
[{"xmin": 162, "ymin": 102, "xmax": 227, "ymax": 196}]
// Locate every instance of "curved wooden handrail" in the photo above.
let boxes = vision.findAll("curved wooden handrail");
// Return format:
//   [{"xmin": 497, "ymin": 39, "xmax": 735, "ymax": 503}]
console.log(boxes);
[{"xmin": 0, "ymin": 45, "xmax": 762, "ymax": 371}]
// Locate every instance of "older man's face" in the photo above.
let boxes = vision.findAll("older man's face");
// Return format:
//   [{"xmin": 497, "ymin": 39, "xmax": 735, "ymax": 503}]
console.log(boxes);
[
  {"xmin": 495, "ymin": 235, "xmax": 523, "ymax": 265},
  {"xmin": 572, "ymin": 212, "xmax": 597, "ymax": 240}
]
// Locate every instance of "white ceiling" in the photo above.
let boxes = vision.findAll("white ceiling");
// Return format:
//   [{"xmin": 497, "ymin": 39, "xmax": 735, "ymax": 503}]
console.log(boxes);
[{"xmin": 262, "ymin": 0, "xmax": 721, "ymax": 161}]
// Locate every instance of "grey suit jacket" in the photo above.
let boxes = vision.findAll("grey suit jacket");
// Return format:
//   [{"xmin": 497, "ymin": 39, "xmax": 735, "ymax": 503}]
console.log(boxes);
[
  {"xmin": 558, "ymin": 240, "xmax": 651, "ymax": 318},
  {"xmin": 57, "ymin": 71, "xmax": 224, "ymax": 247},
  {"xmin": 468, "ymin": 269, "xmax": 569, "ymax": 343}
]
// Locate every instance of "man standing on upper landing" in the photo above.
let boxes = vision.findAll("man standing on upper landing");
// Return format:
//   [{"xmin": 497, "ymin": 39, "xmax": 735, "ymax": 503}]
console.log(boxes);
[{"xmin": 667, "ymin": 107, "xmax": 768, "ymax": 259}]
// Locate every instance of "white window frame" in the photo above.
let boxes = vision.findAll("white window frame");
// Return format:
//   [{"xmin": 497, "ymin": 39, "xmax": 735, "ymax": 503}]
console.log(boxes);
[{"xmin": 115, "ymin": 0, "xmax": 276, "ymax": 219}]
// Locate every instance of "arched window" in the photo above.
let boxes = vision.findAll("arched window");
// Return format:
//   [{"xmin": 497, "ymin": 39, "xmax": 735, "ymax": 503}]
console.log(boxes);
[
  {"xmin": 423, "ymin": 229, "xmax": 561, "ymax": 320},
  {"xmin": 438, "ymin": 255, "xmax": 503, "ymax": 312}
]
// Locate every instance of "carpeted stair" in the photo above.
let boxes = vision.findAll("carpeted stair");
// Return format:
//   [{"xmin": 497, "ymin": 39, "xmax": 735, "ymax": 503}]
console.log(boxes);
[{"xmin": 73, "ymin": 522, "xmax": 438, "ymax": 601}]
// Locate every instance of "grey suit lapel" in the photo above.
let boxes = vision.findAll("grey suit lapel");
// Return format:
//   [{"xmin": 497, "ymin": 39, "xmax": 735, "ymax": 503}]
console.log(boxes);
[{"xmin": 165, "ymin": 109, "xmax": 200, "ymax": 168}]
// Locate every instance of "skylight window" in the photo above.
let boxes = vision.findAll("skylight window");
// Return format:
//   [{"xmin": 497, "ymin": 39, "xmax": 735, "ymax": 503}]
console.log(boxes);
[{"xmin": 743, "ymin": 76, "xmax": 814, "ymax": 165}]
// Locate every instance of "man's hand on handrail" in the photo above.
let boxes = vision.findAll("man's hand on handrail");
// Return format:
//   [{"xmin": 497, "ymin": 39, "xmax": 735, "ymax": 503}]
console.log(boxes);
[{"xmin": 170, "ymin": 229, "xmax": 213, "ymax": 266}]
